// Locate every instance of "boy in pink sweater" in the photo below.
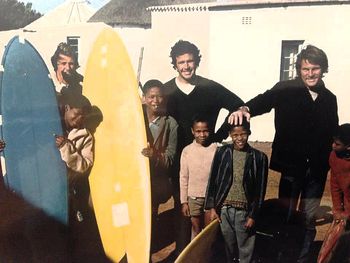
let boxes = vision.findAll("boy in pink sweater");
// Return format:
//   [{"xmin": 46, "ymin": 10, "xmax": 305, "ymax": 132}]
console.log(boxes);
[
  {"xmin": 180, "ymin": 116, "xmax": 217, "ymax": 238},
  {"xmin": 330, "ymin": 123, "xmax": 350, "ymax": 222}
]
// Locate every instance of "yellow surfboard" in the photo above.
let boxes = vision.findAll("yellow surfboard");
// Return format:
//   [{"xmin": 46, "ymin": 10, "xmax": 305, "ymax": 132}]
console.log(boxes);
[
  {"xmin": 175, "ymin": 219, "xmax": 220, "ymax": 263},
  {"xmin": 83, "ymin": 28, "xmax": 151, "ymax": 263}
]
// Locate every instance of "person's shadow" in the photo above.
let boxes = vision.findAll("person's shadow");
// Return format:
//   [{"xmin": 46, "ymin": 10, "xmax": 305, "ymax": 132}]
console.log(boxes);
[
  {"xmin": 255, "ymin": 198, "xmax": 306, "ymax": 262},
  {"xmin": 0, "ymin": 182, "xmax": 70, "ymax": 263}
]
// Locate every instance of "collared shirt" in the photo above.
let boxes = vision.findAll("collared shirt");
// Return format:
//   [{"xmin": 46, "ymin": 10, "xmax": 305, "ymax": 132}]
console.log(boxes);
[
  {"xmin": 149, "ymin": 116, "xmax": 161, "ymax": 139},
  {"xmin": 308, "ymin": 89, "xmax": 318, "ymax": 101}
]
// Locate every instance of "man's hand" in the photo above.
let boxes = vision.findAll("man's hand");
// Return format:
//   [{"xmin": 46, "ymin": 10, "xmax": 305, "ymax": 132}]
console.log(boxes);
[
  {"xmin": 55, "ymin": 135, "xmax": 67, "ymax": 148},
  {"xmin": 228, "ymin": 106, "xmax": 251, "ymax": 125},
  {"xmin": 141, "ymin": 142, "xmax": 154, "ymax": 158},
  {"xmin": 181, "ymin": 203, "xmax": 191, "ymax": 217},
  {"xmin": 245, "ymin": 217, "xmax": 255, "ymax": 229}
]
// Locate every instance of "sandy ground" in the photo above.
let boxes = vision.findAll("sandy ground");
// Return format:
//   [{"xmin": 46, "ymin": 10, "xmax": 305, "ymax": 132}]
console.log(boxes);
[{"xmin": 151, "ymin": 142, "xmax": 334, "ymax": 263}]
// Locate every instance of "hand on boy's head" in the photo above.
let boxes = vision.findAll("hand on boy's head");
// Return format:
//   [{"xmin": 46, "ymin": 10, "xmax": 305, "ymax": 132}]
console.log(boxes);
[
  {"xmin": 228, "ymin": 107, "xmax": 250, "ymax": 125},
  {"xmin": 55, "ymin": 135, "xmax": 66, "ymax": 148},
  {"xmin": 181, "ymin": 203, "xmax": 190, "ymax": 217},
  {"xmin": 0, "ymin": 140, "xmax": 5, "ymax": 151}
]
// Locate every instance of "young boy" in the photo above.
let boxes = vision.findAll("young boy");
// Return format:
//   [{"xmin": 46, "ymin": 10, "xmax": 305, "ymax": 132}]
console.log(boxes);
[
  {"xmin": 204, "ymin": 118, "xmax": 268, "ymax": 263},
  {"xmin": 329, "ymin": 123, "xmax": 350, "ymax": 222},
  {"xmin": 56, "ymin": 91, "xmax": 106, "ymax": 262},
  {"xmin": 141, "ymin": 79, "xmax": 178, "ymax": 215},
  {"xmin": 179, "ymin": 116, "xmax": 217, "ymax": 238}
]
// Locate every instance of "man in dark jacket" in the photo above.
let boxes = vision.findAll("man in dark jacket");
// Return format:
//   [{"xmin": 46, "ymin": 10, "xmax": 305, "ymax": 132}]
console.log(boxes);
[{"xmin": 229, "ymin": 45, "xmax": 339, "ymax": 262}]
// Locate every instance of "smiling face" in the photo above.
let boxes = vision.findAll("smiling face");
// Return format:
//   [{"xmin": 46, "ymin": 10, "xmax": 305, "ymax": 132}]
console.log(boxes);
[
  {"xmin": 192, "ymin": 121, "xmax": 210, "ymax": 146},
  {"xmin": 56, "ymin": 54, "xmax": 76, "ymax": 84},
  {"xmin": 300, "ymin": 59, "xmax": 322, "ymax": 89},
  {"xmin": 64, "ymin": 105, "xmax": 85, "ymax": 130},
  {"xmin": 230, "ymin": 126, "xmax": 249, "ymax": 151},
  {"xmin": 143, "ymin": 86, "xmax": 165, "ymax": 115},
  {"xmin": 175, "ymin": 53, "xmax": 197, "ymax": 83}
]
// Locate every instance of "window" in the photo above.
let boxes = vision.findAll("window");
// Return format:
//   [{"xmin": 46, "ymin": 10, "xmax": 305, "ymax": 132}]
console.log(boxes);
[
  {"xmin": 67, "ymin": 36, "xmax": 80, "ymax": 62},
  {"xmin": 280, "ymin": 40, "xmax": 304, "ymax": 81}
]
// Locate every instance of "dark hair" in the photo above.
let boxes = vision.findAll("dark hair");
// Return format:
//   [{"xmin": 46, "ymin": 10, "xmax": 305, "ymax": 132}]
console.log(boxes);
[
  {"xmin": 51, "ymin": 42, "xmax": 79, "ymax": 71},
  {"xmin": 229, "ymin": 117, "xmax": 251, "ymax": 134},
  {"xmin": 142, "ymin": 79, "xmax": 164, "ymax": 95},
  {"xmin": 170, "ymin": 40, "xmax": 201, "ymax": 69},
  {"xmin": 296, "ymin": 45, "xmax": 328, "ymax": 77},
  {"xmin": 192, "ymin": 114, "xmax": 210, "ymax": 128},
  {"xmin": 59, "ymin": 89, "xmax": 91, "ymax": 114},
  {"xmin": 334, "ymin": 124, "xmax": 350, "ymax": 146}
]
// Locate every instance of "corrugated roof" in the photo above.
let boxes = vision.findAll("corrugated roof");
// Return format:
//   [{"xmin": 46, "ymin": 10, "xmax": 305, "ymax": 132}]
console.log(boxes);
[
  {"xmin": 88, "ymin": 0, "xmax": 215, "ymax": 27},
  {"xmin": 149, "ymin": 0, "xmax": 350, "ymax": 11},
  {"xmin": 89, "ymin": 0, "xmax": 350, "ymax": 26}
]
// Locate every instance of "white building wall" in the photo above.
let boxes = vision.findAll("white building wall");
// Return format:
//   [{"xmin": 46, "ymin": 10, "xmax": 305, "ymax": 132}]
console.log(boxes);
[
  {"xmin": 144, "ymin": 3, "xmax": 350, "ymax": 142},
  {"xmin": 0, "ymin": 22, "xmax": 109, "ymax": 78},
  {"xmin": 113, "ymin": 27, "xmax": 151, "ymax": 77},
  {"xmin": 209, "ymin": 4, "xmax": 350, "ymax": 141},
  {"xmin": 141, "ymin": 9, "xmax": 211, "ymax": 83}
]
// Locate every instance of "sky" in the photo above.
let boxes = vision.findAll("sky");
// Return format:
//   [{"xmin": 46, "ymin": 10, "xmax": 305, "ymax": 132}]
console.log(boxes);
[{"xmin": 20, "ymin": 0, "xmax": 109, "ymax": 14}]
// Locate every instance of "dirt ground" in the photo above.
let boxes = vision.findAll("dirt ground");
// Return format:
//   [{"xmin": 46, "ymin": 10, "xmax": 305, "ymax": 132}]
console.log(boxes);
[
  {"xmin": 151, "ymin": 142, "xmax": 334, "ymax": 263},
  {"xmin": 0, "ymin": 142, "xmax": 334, "ymax": 263}
]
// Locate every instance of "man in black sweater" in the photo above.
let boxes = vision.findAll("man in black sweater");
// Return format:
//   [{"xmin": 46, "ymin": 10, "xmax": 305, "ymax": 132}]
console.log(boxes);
[
  {"xmin": 164, "ymin": 40, "xmax": 243, "ymax": 256},
  {"xmin": 229, "ymin": 45, "xmax": 339, "ymax": 263}
]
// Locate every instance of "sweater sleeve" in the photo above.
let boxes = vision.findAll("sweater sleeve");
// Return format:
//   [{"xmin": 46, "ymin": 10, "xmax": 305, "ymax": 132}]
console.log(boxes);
[
  {"xmin": 204, "ymin": 147, "xmax": 221, "ymax": 209},
  {"xmin": 157, "ymin": 117, "xmax": 178, "ymax": 169},
  {"xmin": 59, "ymin": 130, "xmax": 94, "ymax": 176},
  {"xmin": 179, "ymin": 148, "xmax": 189, "ymax": 204},
  {"xmin": 329, "ymin": 152, "xmax": 346, "ymax": 218},
  {"xmin": 248, "ymin": 151, "xmax": 268, "ymax": 220},
  {"xmin": 213, "ymin": 83, "xmax": 244, "ymax": 142},
  {"xmin": 246, "ymin": 82, "xmax": 281, "ymax": 117},
  {"xmin": 330, "ymin": 171, "xmax": 343, "ymax": 217}
]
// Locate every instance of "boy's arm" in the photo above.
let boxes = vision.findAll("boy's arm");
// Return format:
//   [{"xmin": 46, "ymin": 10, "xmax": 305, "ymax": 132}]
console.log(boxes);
[
  {"xmin": 330, "ymin": 172, "xmax": 345, "ymax": 220},
  {"xmin": 156, "ymin": 118, "xmax": 178, "ymax": 169},
  {"xmin": 213, "ymin": 84, "xmax": 244, "ymax": 142},
  {"xmin": 58, "ymin": 131, "xmax": 94, "ymax": 175},
  {"xmin": 179, "ymin": 148, "xmax": 189, "ymax": 205},
  {"xmin": 248, "ymin": 152, "xmax": 268, "ymax": 220},
  {"xmin": 181, "ymin": 203, "xmax": 190, "ymax": 217},
  {"xmin": 204, "ymin": 147, "xmax": 222, "ymax": 210}
]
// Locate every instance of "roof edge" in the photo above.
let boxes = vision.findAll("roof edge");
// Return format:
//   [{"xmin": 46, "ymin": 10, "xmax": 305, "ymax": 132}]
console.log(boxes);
[{"xmin": 148, "ymin": 0, "xmax": 350, "ymax": 12}]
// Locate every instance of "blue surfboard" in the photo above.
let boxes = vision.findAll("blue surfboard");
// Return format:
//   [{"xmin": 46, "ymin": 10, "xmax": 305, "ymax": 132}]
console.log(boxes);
[{"xmin": 0, "ymin": 36, "xmax": 68, "ymax": 225}]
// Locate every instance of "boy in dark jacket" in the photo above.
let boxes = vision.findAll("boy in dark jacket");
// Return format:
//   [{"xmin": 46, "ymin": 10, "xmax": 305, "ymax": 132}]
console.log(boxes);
[{"xmin": 204, "ymin": 118, "xmax": 268, "ymax": 263}]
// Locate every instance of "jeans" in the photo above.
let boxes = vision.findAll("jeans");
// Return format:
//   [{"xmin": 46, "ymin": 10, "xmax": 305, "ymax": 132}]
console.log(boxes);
[
  {"xmin": 220, "ymin": 206, "xmax": 255, "ymax": 263},
  {"xmin": 278, "ymin": 165, "xmax": 328, "ymax": 262}
]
